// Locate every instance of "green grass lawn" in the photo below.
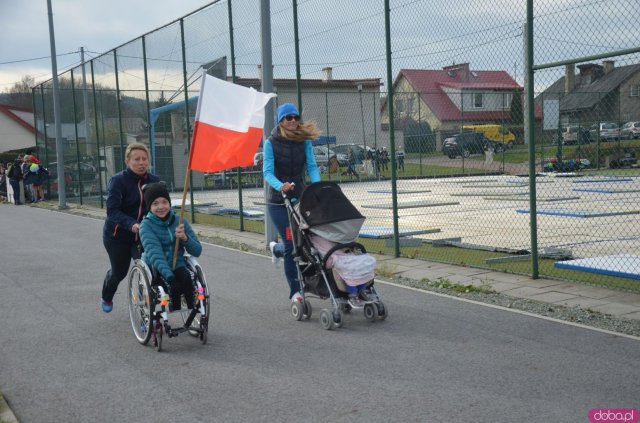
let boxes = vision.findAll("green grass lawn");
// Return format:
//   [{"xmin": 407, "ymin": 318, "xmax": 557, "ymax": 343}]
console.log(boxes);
[{"xmin": 406, "ymin": 138, "xmax": 640, "ymax": 166}]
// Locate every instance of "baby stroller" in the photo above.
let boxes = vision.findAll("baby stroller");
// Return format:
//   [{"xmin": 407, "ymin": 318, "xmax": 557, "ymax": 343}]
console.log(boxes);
[
  {"xmin": 127, "ymin": 254, "xmax": 210, "ymax": 351},
  {"xmin": 284, "ymin": 181, "xmax": 388, "ymax": 330}
]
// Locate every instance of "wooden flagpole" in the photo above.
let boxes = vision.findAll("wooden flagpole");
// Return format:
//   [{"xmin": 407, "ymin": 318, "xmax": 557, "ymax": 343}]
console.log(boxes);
[{"xmin": 172, "ymin": 166, "xmax": 191, "ymax": 269}]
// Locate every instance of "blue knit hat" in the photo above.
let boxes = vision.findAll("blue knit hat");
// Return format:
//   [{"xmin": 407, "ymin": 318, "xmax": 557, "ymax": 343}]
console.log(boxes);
[{"xmin": 276, "ymin": 103, "xmax": 299, "ymax": 124}]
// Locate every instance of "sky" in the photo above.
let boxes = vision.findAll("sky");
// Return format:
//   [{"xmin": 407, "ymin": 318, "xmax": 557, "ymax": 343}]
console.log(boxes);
[
  {"xmin": 0, "ymin": 0, "xmax": 638, "ymax": 95},
  {"xmin": 0, "ymin": 0, "xmax": 215, "ymax": 90}
]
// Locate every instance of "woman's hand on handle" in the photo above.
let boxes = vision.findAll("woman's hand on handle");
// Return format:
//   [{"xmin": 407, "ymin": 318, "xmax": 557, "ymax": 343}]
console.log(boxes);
[
  {"xmin": 280, "ymin": 182, "xmax": 295, "ymax": 193},
  {"xmin": 131, "ymin": 223, "xmax": 140, "ymax": 234}
]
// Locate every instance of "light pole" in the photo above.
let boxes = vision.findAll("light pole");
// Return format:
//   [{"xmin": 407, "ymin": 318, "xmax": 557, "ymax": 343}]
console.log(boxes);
[
  {"xmin": 47, "ymin": 0, "xmax": 67, "ymax": 208},
  {"xmin": 358, "ymin": 84, "xmax": 366, "ymax": 152}
]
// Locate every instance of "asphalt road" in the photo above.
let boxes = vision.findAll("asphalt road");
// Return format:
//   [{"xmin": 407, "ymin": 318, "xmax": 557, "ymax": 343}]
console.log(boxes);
[{"xmin": 0, "ymin": 205, "xmax": 638, "ymax": 422}]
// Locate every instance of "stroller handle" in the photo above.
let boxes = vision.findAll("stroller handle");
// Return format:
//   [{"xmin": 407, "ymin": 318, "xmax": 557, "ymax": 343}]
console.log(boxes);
[{"xmin": 321, "ymin": 242, "xmax": 368, "ymax": 268}]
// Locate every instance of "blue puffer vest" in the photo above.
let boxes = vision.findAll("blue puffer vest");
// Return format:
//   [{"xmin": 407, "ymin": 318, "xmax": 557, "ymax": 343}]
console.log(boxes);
[{"xmin": 267, "ymin": 128, "xmax": 308, "ymax": 204}]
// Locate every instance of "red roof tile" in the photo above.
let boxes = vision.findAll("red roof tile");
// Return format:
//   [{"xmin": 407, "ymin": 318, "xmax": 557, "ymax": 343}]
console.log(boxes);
[{"xmin": 399, "ymin": 68, "xmax": 522, "ymax": 122}]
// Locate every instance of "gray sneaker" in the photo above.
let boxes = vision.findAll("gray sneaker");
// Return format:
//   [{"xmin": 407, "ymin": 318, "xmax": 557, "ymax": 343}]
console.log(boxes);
[{"xmin": 348, "ymin": 295, "xmax": 364, "ymax": 308}]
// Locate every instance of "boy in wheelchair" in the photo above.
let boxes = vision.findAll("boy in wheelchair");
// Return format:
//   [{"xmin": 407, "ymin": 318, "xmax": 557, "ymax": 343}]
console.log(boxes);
[{"xmin": 139, "ymin": 182, "xmax": 202, "ymax": 311}]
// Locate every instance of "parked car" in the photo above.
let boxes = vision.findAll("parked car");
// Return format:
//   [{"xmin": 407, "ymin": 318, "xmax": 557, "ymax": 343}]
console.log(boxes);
[
  {"xmin": 589, "ymin": 122, "xmax": 620, "ymax": 141},
  {"xmin": 562, "ymin": 125, "xmax": 591, "ymax": 145},
  {"xmin": 620, "ymin": 121, "xmax": 640, "ymax": 140},
  {"xmin": 332, "ymin": 144, "xmax": 367, "ymax": 164},
  {"xmin": 462, "ymin": 124, "xmax": 515, "ymax": 151},
  {"xmin": 609, "ymin": 149, "xmax": 637, "ymax": 169},
  {"xmin": 442, "ymin": 132, "xmax": 487, "ymax": 159},
  {"xmin": 312, "ymin": 146, "xmax": 347, "ymax": 166}
]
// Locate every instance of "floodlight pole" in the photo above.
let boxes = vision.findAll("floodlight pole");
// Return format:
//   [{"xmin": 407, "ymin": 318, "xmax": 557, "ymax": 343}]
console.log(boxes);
[
  {"xmin": 261, "ymin": 0, "xmax": 277, "ymax": 247},
  {"xmin": 47, "ymin": 0, "xmax": 67, "ymax": 209}
]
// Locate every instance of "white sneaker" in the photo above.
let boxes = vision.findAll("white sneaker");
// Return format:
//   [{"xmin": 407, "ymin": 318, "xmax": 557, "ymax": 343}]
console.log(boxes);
[
  {"xmin": 269, "ymin": 241, "xmax": 282, "ymax": 268},
  {"xmin": 291, "ymin": 292, "xmax": 303, "ymax": 303}
]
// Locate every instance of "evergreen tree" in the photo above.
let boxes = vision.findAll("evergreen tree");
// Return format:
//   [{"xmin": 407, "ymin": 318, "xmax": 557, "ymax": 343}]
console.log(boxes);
[
  {"xmin": 402, "ymin": 118, "xmax": 434, "ymax": 153},
  {"xmin": 510, "ymin": 90, "xmax": 523, "ymax": 125}
]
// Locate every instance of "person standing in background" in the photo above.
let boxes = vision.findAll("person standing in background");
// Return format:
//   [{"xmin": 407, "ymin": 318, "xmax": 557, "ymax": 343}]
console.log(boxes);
[{"xmin": 8, "ymin": 154, "xmax": 24, "ymax": 205}]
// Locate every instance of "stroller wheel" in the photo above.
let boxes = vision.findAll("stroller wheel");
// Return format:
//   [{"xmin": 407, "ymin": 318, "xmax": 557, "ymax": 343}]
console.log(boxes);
[
  {"xmin": 377, "ymin": 301, "xmax": 388, "ymax": 321},
  {"xmin": 363, "ymin": 303, "xmax": 377, "ymax": 322},
  {"xmin": 341, "ymin": 303, "xmax": 352, "ymax": 314},
  {"xmin": 332, "ymin": 310, "xmax": 343, "ymax": 328},
  {"xmin": 303, "ymin": 300, "xmax": 312, "ymax": 320},
  {"xmin": 319, "ymin": 309, "xmax": 334, "ymax": 330},
  {"xmin": 291, "ymin": 301, "xmax": 304, "ymax": 321}
]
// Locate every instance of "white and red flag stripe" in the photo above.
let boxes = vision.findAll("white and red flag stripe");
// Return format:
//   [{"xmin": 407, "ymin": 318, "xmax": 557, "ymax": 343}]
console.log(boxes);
[{"xmin": 188, "ymin": 74, "xmax": 276, "ymax": 172}]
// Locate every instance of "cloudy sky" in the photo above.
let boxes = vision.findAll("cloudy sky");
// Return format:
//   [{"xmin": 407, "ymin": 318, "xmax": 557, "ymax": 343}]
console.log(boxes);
[
  {"xmin": 0, "ymin": 0, "xmax": 638, "ymax": 95},
  {"xmin": 0, "ymin": 0, "xmax": 214, "ymax": 90}
]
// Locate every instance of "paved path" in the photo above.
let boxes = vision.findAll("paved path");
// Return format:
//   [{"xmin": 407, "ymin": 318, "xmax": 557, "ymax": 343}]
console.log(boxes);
[
  {"xmin": 0, "ymin": 204, "xmax": 638, "ymax": 422},
  {"xmin": 47, "ymin": 202, "xmax": 640, "ymax": 322}
]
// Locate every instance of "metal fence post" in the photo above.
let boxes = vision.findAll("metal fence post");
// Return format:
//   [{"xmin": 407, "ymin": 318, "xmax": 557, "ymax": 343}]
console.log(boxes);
[
  {"xmin": 292, "ymin": 0, "xmax": 302, "ymax": 113},
  {"xmin": 525, "ymin": 8, "xmax": 539, "ymax": 279},
  {"xmin": 71, "ymin": 69, "xmax": 83, "ymax": 205},
  {"xmin": 142, "ymin": 36, "xmax": 153, "ymax": 172},
  {"xmin": 179, "ymin": 18, "xmax": 196, "ymax": 224},
  {"xmin": 90, "ymin": 60, "xmax": 104, "ymax": 209},
  {"xmin": 227, "ymin": 0, "xmax": 245, "ymax": 231},
  {"xmin": 113, "ymin": 50, "xmax": 125, "ymax": 171},
  {"xmin": 384, "ymin": 0, "xmax": 399, "ymax": 257}
]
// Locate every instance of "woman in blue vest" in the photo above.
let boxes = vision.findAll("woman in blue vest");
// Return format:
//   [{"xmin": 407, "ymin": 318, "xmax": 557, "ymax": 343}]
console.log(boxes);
[
  {"xmin": 101, "ymin": 143, "xmax": 160, "ymax": 313},
  {"xmin": 263, "ymin": 103, "xmax": 321, "ymax": 303}
]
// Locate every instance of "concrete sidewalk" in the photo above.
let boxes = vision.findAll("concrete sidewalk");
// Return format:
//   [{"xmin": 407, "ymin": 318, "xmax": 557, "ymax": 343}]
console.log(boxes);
[{"xmin": 51, "ymin": 202, "xmax": 640, "ymax": 322}]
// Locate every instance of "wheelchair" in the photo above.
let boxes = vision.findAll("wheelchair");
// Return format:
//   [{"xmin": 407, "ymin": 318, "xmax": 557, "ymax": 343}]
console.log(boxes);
[{"xmin": 127, "ymin": 254, "xmax": 210, "ymax": 351}]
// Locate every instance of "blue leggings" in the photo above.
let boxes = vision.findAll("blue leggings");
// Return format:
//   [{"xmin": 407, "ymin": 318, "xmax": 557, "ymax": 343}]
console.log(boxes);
[{"xmin": 267, "ymin": 203, "xmax": 299, "ymax": 299}]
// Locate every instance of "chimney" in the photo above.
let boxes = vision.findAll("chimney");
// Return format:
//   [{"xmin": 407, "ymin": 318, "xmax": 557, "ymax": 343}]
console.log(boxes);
[
  {"xmin": 603, "ymin": 60, "xmax": 615, "ymax": 75},
  {"xmin": 257, "ymin": 64, "xmax": 262, "ymax": 81},
  {"xmin": 565, "ymin": 64, "xmax": 575, "ymax": 94},
  {"xmin": 322, "ymin": 67, "xmax": 333, "ymax": 82},
  {"xmin": 443, "ymin": 63, "xmax": 470, "ymax": 80},
  {"xmin": 577, "ymin": 63, "xmax": 603, "ymax": 85}
]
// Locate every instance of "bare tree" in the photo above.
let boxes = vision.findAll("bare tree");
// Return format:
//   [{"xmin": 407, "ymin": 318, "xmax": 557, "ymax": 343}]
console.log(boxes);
[{"xmin": 5, "ymin": 75, "xmax": 36, "ymax": 109}]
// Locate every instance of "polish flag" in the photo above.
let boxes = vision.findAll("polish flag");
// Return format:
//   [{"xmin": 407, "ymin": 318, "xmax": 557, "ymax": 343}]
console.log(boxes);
[{"xmin": 188, "ymin": 74, "xmax": 276, "ymax": 172}]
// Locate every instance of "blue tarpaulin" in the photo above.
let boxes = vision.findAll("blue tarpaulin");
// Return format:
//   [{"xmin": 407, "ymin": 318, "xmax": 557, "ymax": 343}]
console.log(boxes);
[{"xmin": 311, "ymin": 135, "xmax": 336, "ymax": 146}]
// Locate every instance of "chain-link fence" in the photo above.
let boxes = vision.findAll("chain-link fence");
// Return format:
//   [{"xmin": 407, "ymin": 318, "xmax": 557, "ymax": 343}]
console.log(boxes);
[{"xmin": 31, "ymin": 0, "xmax": 640, "ymax": 291}]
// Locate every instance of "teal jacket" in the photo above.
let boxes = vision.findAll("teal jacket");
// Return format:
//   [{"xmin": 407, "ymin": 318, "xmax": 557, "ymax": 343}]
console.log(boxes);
[{"xmin": 140, "ymin": 210, "xmax": 202, "ymax": 281}]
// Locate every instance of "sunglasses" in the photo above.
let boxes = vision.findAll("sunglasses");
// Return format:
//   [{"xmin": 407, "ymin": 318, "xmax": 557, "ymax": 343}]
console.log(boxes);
[{"xmin": 284, "ymin": 115, "xmax": 300, "ymax": 122}]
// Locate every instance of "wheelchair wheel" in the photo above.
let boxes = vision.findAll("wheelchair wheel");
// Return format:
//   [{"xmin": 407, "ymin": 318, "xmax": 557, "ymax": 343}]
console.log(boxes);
[
  {"xmin": 181, "ymin": 264, "xmax": 210, "ymax": 342},
  {"xmin": 153, "ymin": 322, "xmax": 163, "ymax": 352},
  {"xmin": 128, "ymin": 262, "xmax": 154, "ymax": 345}
]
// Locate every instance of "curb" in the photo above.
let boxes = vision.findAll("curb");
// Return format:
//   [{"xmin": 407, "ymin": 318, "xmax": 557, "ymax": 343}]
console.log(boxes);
[{"xmin": 0, "ymin": 393, "xmax": 19, "ymax": 423}]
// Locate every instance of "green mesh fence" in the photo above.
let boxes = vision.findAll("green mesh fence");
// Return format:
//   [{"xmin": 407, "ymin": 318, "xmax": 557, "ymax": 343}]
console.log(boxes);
[{"xmin": 32, "ymin": 0, "xmax": 640, "ymax": 291}]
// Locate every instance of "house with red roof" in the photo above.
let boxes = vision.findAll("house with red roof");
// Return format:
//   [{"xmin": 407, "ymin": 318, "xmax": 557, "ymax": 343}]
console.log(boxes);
[
  {"xmin": 0, "ymin": 104, "xmax": 36, "ymax": 153},
  {"xmin": 382, "ymin": 63, "xmax": 540, "ymax": 148}
]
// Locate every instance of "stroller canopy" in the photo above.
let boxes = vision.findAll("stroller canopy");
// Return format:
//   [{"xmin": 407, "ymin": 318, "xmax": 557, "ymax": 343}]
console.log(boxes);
[{"xmin": 298, "ymin": 182, "xmax": 365, "ymax": 243}]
